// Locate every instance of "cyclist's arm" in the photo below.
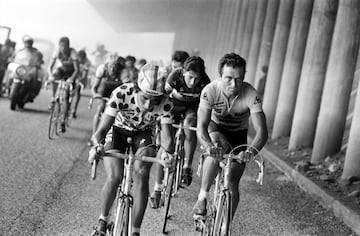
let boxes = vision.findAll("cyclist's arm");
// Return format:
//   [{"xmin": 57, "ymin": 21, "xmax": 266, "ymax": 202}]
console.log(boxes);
[
  {"xmin": 197, "ymin": 105, "xmax": 213, "ymax": 149},
  {"xmin": 249, "ymin": 111, "xmax": 268, "ymax": 154},
  {"xmin": 160, "ymin": 123, "xmax": 174, "ymax": 154},
  {"xmin": 91, "ymin": 113, "xmax": 115, "ymax": 146},
  {"xmin": 48, "ymin": 57, "xmax": 56, "ymax": 79},
  {"xmin": 68, "ymin": 59, "xmax": 79, "ymax": 82},
  {"xmin": 91, "ymin": 76, "xmax": 101, "ymax": 96}
]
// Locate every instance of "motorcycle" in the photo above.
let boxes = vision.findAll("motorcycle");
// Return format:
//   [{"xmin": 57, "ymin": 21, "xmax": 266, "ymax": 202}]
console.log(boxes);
[{"xmin": 7, "ymin": 62, "xmax": 43, "ymax": 110}]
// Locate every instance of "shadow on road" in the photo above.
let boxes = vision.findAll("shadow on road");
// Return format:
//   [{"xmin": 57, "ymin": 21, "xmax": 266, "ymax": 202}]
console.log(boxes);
[{"xmin": 20, "ymin": 108, "xmax": 50, "ymax": 115}]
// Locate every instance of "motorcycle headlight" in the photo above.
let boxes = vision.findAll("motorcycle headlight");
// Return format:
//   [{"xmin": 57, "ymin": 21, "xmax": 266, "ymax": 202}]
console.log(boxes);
[{"xmin": 16, "ymin": 66, "xmax": 27, "ymax": 76}]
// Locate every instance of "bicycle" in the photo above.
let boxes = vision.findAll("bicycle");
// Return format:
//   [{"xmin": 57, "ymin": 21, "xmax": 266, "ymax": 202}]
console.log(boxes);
[
  {"xmin": 153, "ymin": 118, "xmax": 197, "ymax": 234},
  {"xmin": 47, "ymin": 79, "xmax": 74, "ymax": 139},
  {"xmin": 91, "ymin": 138, "xmax": 171, "ymax": 236},
  {"xmin": 193, "ymin": 144, "xmax": 264, "ymax": 236}
]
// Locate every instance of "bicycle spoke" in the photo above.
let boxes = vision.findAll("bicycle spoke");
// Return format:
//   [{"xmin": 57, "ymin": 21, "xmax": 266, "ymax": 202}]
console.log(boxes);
[
  {"xmin": 113, "ymin": 197, "xmax": 130, "ymax": 236},
  {"xmin": 213, "ymin": 192, "xmax": 232, "ymax": 236},
  {"xmin": 162, "ymin": 171, "xmax": 175, "ymax": 234}
]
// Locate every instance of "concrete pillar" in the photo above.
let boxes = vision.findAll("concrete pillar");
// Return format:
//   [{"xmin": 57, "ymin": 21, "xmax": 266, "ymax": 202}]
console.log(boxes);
[
  {"xmin": 234, "ymin": 0, "xmax": 249, "ymax": 53},
  {"xmin": 228, "ymin": 0, "xmax": 242, "ymax": 52},
  {"xmin": 289, "ymin": 0, "xmax": 338, "ymax": 149},
  {"xmin": 224, "ymin": 0, "xmax": 238, "ymax": 53},
  {"xmin": 210, "ymin": 0, "xmax": 228, "ymax": 78},
  {"xmin": 272, "ymin": 0, "xmax": 314, "ymax": 139},
  {"xmin": 245, "ymin": 0, "xmax": 268, "ymax": 85},
  {"xmin": 342, "ymin": 81, "xmax": 360, "ymax": 179},
  {"xmin": 312, "ymin": 0, "xmax": 360, "ymax": 163},
  {"xmin": 240, "ymin": 0, "xmax": 258, "ymax": 59},
  {"xmin": 262, "ymin": 0, "xmax": 295, "ymax": 128},
  {"xmin": 254, "ymin": 0, "xmax": 280, "ymax": 90}
]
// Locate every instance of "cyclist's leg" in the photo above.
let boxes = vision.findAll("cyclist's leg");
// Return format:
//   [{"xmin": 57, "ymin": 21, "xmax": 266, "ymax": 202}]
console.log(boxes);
[
  {"xmin": 182, "ymin": 108, "xmax": 197, "ymax": 185},
  {"xmin": 194, "ymin": 122, "xmax": 231, "ymax": 215},
  {"xmin": 72, "ymin": 82, "xmax": 81, "ymax": 118},
  {"xmin": 226, "ymin": 129, "xmax": 247, "ymax": 218},
  {"xmin": 94, "ymin": 127, "xmax": 126, "ymax": 232},
  {"xmin": 149, "ymin": 147, "xmax": 164, "ymax": 208},
  {"xmin": 131, "ymin": 129, "xmax": 156, "ymax": 232},
  {"xmin": 61, "ymin": 81, "xmax": 71, "ymax": 123}
]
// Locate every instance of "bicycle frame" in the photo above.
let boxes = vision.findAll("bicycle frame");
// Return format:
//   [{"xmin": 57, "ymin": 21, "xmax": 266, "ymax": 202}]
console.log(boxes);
[
  {"xmin": 91, "ymin": 143, "xmax": 169, "ymax": 236},
  {"xmin": 195, "ymin": 144, "xmax": 264, "ymax": 236},
  {"xmin": 48, "ymin": 80, "xmax": 73, "ymax": 139}
]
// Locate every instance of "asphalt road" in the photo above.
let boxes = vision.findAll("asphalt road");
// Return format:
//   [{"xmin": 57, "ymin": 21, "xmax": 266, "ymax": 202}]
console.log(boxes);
[{"xmin": 0, "ymin": 89, "xmax": 356, "ymax": 236}]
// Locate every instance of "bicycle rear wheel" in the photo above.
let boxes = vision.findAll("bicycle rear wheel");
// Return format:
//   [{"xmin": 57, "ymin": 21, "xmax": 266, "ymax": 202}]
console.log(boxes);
[
  {"xmin": 213, "ymin": 191, "xmax": 232, "ymax": 236},
  {"xmin": 113, "ymin": 196, "xmax": 131, "ymax": 236},
  {"xmin": 162, "ymin": 171, "xmax": 175, "ymax": 234},
  {"xmin": 48, "ymin": 100, "xmax": 60, "ymax": 139}
]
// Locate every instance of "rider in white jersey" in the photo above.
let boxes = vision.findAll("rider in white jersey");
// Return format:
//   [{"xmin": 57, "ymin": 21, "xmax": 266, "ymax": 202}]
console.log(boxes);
[{"xmin": 193, "ymin": 53, "xmax": 268, "ymax": 220}]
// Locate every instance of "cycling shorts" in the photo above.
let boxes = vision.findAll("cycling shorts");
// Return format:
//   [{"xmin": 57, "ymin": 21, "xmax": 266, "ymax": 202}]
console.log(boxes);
[
  {"xmin": 172, "ymin": 100, "xmax": 198, "ymax": 125},
  {"xmin": 208, "ymin": 120, "xmax": 247, "ymax": 154},
  {"xmin": 53, "ymin": 66, "xmax": 74, "ymax": 80},
  {"xmin": 98, "ymin": 80, "xmax": 122, "ymax": 98},
  {"xmin": 104, "ymin": 125, "xmax": 154, "ymax": 154}
]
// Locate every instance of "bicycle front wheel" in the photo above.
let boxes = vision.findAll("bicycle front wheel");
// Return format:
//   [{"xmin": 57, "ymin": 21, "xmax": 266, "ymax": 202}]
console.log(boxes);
[
  {"xmin": 48, "ymin": 100, "xmax": 60, "ymax": 139},
  {"xmin": 162, "ymin": 171, "xmax": 175, "ymax": 234},
  {"xmin": 213, "ymin": 191, "xmax": 232, "ymax": 236},
  {"xmin": 174, "ymin": 150, "xmax": 184, "ymax": 194},
  {"xmin": 113, "ymin": 196, "xmax": 131, "ymax": 236}
]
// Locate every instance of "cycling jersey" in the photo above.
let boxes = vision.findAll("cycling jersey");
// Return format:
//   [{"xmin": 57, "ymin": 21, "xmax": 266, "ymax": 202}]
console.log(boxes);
[
  {"xmin": 104, "ymin": 83, "xmax": 173, "ymax": 131},
  {"xmin": 95, "ymin": 64, "xmax": 122, "ymax": 84},
  {"xmin": 52, "ymin": 47, "xmax": 78, "ymax": 70},
  {"xmin": 95, "ymin": 64, "xmax": 123, "ymax": 98},
  {"xmin": 199, "ymin": 80, "xmax": 262, "ymax": 131},
  {"xmin": 166, "ymin": 68, "xmax": 210, "ymax": 104}
]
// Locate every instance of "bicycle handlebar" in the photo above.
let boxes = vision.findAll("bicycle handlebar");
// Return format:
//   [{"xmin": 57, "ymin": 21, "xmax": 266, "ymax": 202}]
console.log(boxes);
[
  {"xmin": 91, "ymin": 149, "xmax": 171, "ymax": 180},
  {"xmin": 172, "ymin": 123, "xmax": 197, "ymax": 131}
]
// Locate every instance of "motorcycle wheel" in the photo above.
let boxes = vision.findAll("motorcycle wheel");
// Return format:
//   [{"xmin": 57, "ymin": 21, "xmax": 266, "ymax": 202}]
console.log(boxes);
[{"xmin": 9, "ymin": 83, "xmax": 20, "ymax": 110}]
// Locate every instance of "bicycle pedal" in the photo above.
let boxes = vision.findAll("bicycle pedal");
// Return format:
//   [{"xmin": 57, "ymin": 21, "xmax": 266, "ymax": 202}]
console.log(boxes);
[{"xmin": 193, "ymin": 215, "xmax": 205, "ymax": 232}]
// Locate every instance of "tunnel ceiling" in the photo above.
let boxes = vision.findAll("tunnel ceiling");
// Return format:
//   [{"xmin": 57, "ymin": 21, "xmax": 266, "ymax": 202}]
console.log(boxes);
[{"xmin": 87, "ymin": 0, "xmax": 220, "ymax": 32}]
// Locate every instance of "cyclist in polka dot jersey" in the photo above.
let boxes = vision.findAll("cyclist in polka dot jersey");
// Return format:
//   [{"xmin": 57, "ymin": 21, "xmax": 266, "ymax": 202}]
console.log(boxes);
[{"xmin": 88, "ymin": 63, "xmax": 174, "ymax": 236}]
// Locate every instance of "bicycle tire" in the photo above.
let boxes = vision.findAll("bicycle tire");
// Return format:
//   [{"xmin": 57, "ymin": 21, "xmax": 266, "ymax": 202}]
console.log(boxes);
[
  {"xmin": 48, "ymin": 100, "xmax": 60, "ymax": 139},
  {"xmin": 213, "ymin": 191, "xmax": 232, "ymax": 236},
  {"xmin": 174, "ymin": 153, "xmax": 183, "ymax": 195},
  {"xmin": 113, "ymin": 196, "xmax": 130, "ymax": 236},
  {"xmin": 162, "ymin": 170, "xmax": 175, "ymax": 234}
]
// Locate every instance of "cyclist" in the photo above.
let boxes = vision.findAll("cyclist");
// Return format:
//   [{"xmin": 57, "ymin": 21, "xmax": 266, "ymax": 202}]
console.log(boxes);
[
  {"xmin": 121, "ymin": 55, "xmax": 138, "ymax": 84},
  {"xmin": 89, "ymin": 53, "xmax": 125, "ymax": 146},
  {"xmin": 71, "ymin": 49, "xmax": 91, "ymax": 119},
  {"xmin": 88, "ymin": 63, "xmax": 174, "ymax": 236},
  {"xmin": 135, "ymin": 58, "xmax": 147, "ymax": 71},
  {"xmin": 149, "ymin": 56, "xmax": 211, "ymax": 207},
  {"xmin": 193, "ymin": 53, "xmax": 268, "ymax": 219},
  {"xmin": 165, "ymin": 50, "xmax": 190, "ymax": 75},
  {"xmin": 48, "ymin": 36, "xmax": 79, "ymax": 132}
]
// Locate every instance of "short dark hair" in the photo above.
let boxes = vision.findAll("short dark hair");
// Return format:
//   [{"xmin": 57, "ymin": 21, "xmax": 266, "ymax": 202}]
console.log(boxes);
[
  {"xmin": 78, "ymin": 49, "xmax": 87, "ymax": 59},
  {"xmin": 172, "ymin": 50, "xmax": 190, "ymax": 63},
  {"xmin": 218, "ymin": 53, "xmax": 246, "ymax": 76},
  {"xmin": 138, "ymin": 58, "xmax": 147, "ymax": 65},
  {"xmin": 184, "ymin": 56, "xmax": 205, "ymax": 75},
  {"xmin": 59, "ymin": 36, "xmax": 70, "ymax": 46},
  {"xmin": 125, "ymin": 55, "xmax": 136, "ymax": 63}
]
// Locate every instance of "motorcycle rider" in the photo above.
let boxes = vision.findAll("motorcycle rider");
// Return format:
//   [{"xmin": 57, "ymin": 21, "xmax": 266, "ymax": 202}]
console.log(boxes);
[{"xmin": 9, "ymin": 35, "xmax": 43, "ymax": 102}]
